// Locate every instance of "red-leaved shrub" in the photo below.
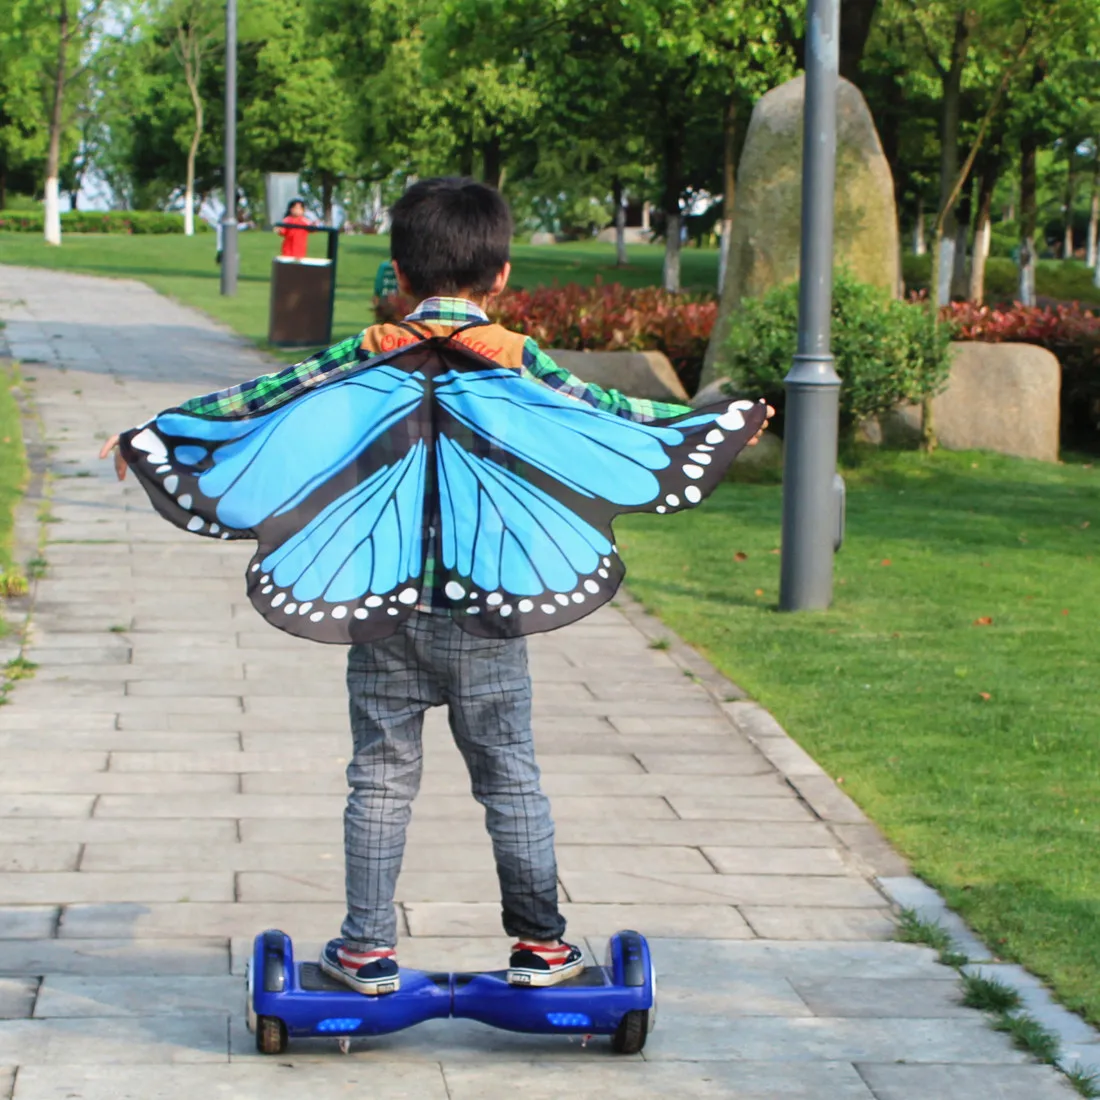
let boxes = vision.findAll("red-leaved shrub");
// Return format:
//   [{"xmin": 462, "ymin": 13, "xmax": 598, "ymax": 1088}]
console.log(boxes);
[
  {"xmin": 943, "ymin": 301, "xmax": 1100, "ymax": 449},
  {"xmin": 376, "ymin": 280, "xmax": 718, "ymax": 392}
]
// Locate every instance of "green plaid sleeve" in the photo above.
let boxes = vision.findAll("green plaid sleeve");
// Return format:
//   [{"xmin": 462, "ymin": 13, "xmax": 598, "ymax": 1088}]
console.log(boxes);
[
  {"xmin": 179, "ymin": 333, "xmax": 370, "ymax": 417},
  {"xmin": 520, "ymin": 339, "xmax": 692, "ymax": 423}
]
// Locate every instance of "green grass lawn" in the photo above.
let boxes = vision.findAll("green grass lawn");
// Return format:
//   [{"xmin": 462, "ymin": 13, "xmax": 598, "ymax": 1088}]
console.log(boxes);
[
  {"xmin": 0, "ymin": 232, "xmax": 720, "ymax": 362},
  {"xmin": 618, "ymin": 447, "xmax": 1100, "ymax": 1025}
]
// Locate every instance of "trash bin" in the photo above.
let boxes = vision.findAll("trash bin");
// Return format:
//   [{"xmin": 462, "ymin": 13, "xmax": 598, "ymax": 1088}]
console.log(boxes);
[{"xmin": 268, "ymin": 225, "xmax": 340, "ymax": 347}]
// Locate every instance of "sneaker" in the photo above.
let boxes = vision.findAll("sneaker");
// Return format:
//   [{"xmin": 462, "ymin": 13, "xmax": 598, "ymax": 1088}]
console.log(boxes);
[
  {"xmin": 507, "ymin": 940, "xmax": 585, "ymax": 987},
  {"xmin": 320, "ymin": 939, "xmax": 400, "ymax": 995}
]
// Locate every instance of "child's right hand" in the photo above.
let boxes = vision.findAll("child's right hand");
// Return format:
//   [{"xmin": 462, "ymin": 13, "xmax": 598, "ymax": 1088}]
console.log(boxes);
[{"xmin": 98, "ymin": 435, "xmax": 128, "ymax": 481}]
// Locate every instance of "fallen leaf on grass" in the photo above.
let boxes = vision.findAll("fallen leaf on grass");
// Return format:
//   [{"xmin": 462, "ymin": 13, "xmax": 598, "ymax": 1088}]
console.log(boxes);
[
  {"xmin": 979, "ymin": 692, "xmax": 992, "ymax": 701},
  {"xmin": 734, "ymin": 552, "xmax": 748, "ymax": 562},
  {"xmin": 880, "ymin": 559, "xmax": 892, "ymax": 566},
  {"xmin": 768, "ymin": 548, "xmax": 781, "ymax": 555},
  {"xmin": 754, "ymin": 588, "xmax": 764, "ymax": 597},
  {"xmin": 1082, "ymin": 521, "xmax": 1090, "ymax": 529},
  {"xmin": 1062, "ymin": 609, "xmax": 1070, "ymax": 616},
  {"xmin": 974, "ymin": 616, "xmax": 993, "ymax": 626}
]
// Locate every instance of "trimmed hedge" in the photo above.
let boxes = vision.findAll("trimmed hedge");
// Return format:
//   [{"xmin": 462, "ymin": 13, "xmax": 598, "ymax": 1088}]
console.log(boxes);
[
  {"xmin": 0, "ymin": 210, "xmax": 209, "ymax": 234},
  {"xmin": 377, "ymin": 280, "xmax": 718, "ymax": 393},
  {"xmin": 720, "ymin": 272, "xmax": 953, "ymax": 434}
]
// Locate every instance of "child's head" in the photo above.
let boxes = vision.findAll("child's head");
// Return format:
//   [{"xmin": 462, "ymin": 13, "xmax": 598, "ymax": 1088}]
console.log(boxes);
[
  {"xmin": 285, "ymin": 198, "xmax": 305, "ymax": 219},
  {"xmin": 390, "ymin": 177, "xmax": 512, "ymax": 302}
]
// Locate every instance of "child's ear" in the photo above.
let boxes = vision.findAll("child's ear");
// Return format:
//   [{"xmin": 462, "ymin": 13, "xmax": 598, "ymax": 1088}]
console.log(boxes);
[
  {"xmin": 392, "ymin": 261, "xmax": 416, "ymax": 298},
  {"xmin": 488, "ymin": 263, "xmax": 511, "ymax": 297}
]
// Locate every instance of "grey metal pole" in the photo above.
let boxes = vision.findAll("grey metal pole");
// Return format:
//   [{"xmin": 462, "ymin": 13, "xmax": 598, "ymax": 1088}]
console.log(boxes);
[
  {"xmin": 778, "ymin": 0, "xmax": 842, "ymax": 612},
  {"xmin": 219, "ymin": 0, "xmax": 238, "ymax": 297}
]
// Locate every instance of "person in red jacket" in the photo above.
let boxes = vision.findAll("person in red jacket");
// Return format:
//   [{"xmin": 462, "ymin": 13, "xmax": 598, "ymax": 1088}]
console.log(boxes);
[{"xmin": 276, "ymin": 198, "xmax": 312, "ymax": 259}]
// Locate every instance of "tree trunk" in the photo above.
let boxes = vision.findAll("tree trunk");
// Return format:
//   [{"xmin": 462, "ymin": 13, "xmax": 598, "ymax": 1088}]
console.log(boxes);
[
  {"xmin": 1063, "ymin": 154, "xmax": 1076, "ymax": 259},
  {"xmin": 459, "ymin": 140, "xmax": 474, "ymax": 179},
  {"xmin": 1019, "ymin": 130, "xmax": 1038, "ymax": 305},
  {"xmin": 69, "ymin": 189, "xmax": 78, "ymax": 211},
  {"xmin": 950, "ymin": 188, "xmax": 971, "ymax": 299},
  {"xmin": 183, "ymin": 46, "xmax": 203, "ymax": 238},
  {"xmin": 663, "ymin": 213, "xmax": 682, "ymax": 293},
  {"xmin": 611, "ymin": 177, "xmax": 627, "ymax": 266},
  {"xmin": 1087, "ymin": 158, "xmax": 1099, "ymax": 269},
  {"xmin": 0, "ymin": 165, "xmax": 6, "ymax": 210},
  {"xmin": 934, "ymin": 12, "xmax": 970, "ymax": 304},
  {"xmin": 321, "ymin": 171, "xmax": 334, "ymax": 225},
  {"xmin": 481, "ymin": 135, "xmax": 502, "ymax": 189},
  {"xmin": 914, "ymin": 205, "xmax": 926, "ymax": 255},
  {"xmin": 44, "ymin": 0, "xmax": 69, "ymax": 247},
  {"xmin": 718, "ymin": 97, "xmax": 737, "ymax": 295},
  {"xmin": 838, "ymin": 0, "xmax": 880, "ymax": 83},
  {"xmin": 661, "ymin": 127, "xmax": 684, "ymax": 293},
  {"xmin": 969, "ymin": 160, "xmax": 998, "ymax": 304}
]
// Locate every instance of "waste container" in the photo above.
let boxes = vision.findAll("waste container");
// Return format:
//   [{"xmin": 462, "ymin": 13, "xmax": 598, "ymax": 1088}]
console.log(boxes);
[{"xmin": 268, "ymin": 224, "xmax": 340, "ymax": 347}]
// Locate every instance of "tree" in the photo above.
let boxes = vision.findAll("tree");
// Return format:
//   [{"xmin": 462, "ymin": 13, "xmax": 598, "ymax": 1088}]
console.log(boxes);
[
  {"xmin": 164, "ymin": 0, "xmax": 220, "ymax": 235},
  {"xmin": 42, "ymin": 0, "xmax": 103, "ymax": 244}
]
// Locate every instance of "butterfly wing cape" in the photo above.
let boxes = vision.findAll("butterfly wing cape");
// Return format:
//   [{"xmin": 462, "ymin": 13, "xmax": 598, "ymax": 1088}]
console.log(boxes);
[{"xmin": 119, "ymin": 336, "xmax": 766, "ymax": 643}]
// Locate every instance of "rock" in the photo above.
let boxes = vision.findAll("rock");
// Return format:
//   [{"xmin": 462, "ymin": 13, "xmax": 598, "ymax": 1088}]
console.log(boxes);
[
  {"xmin": 529, "ymin": 231, "xmax": 557, "ymax": 245},
  {"xmin": 701, "ymin": 75, "xmax": 901, "ymax": 389},
  {"xmin": 887, "ymin": 342, "xmax": 1061, "ymax": 462},
  {"xmin": 543, "ymin": 348, "xmax": 691, "ymax": 404}
]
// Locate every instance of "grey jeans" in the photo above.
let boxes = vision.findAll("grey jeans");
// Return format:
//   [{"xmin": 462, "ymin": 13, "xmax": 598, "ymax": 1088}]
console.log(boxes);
[{"xmin": 341, "ymin": 612, "xmax": 566, "ymax": 949}]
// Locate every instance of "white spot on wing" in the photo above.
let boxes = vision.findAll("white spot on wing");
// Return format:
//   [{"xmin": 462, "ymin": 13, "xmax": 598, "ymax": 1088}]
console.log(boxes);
[
  {"xmin": 444, "ymin": 581, "xmax": 465, "ymax": 600},
  {"xmin": 354, "ymin": 608, "xmax": 368, "ymax": 620},
  {"xmin": 656, "ymin": 505, "xmax": 667, "ymax": 513},
  {"xmin": 571, "ymin": 592, "xmax": 585, "ymax": 603},
  {"xmin": 131, "ymin": 429, "xmax": 168, "ymax": 464},
  {"xmin": 682, "ymin": 464, "xmax": 704, "ymax": 480},
  {"xmin": 284, "ymin": 603, "xmax": 297, "ymax": 615},
  {"xmin": 272, "ymin": 593, "xmax": 286, "ymax": 608},
  {"xmin": 486, "ymin": 592, "xmax": 503, "ymax": 607},
  {"xmin": 298, "ymin": 602, "xmax": 313, "ymax": 615},
  {"xmin": 685, "ymin": 485, "xmax": 702, "ymax": 504},
  {"xmin": 540, "ymin": 603, "xmax": 556, "ymax": 614},
  {"xmin": 705, "ymin": 429, "xmax": 724, "ymax": 445},
  {"xmin": 178, "ymin": 493, "xmax": 193, "ymax": 509},
  {"xmin": 500, "ymin": 604, "xmax": 513, "ymax": 617},
  {"xmin": 598, "ymin": 568, "xmax": 609, "ymax": 579},
  {"xmin": 186, "ymin": 516, "xmax": 203, "ymax": 532},
  {"xmin": 554, "ymin": 593, "xmax": 569, "ymax": 606},
  {"xmin": 366, "ymin": 596, "xmax": 384, "ymax": 608},
  {"xmin": 332, "ymin": 606, "xmax": 348, "ymax": 619},
  {"xmin": 688, "ymin": 452, "xmax": 711, "ymax": 465},
  {"xmin": 584, "ymin": 580, "xmax": 599, "ymax": 594},
  {"xmin": 310, "ymin": 611, "xmax": 324, "ymax": 622},
  {"xmin": 518, "ymin": 599, "xmax": 534, "ymax": 613},
  {"xmin": 398, "ymin": 587, "xmax": 418, "ymax": 605},
  {"xmin": 164, "ymin": 474, "xmax": 179, "ymax": 494},
  {"xmin": 716, "ymin": 404, "xmax": 745, "ymax": 431},
  {"xmin": 261, "ymin": 585, "xmax": 273, "ymax": 595},
  {"xmin": 665, "ymin": 494, "xmax": 680, "ymax": 507}
]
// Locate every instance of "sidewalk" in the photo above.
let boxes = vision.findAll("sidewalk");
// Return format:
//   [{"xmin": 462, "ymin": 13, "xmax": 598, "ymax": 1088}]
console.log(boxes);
[{"xmin": 0, "ymin": 265, "xmax": 1078, "ymax": 1098}]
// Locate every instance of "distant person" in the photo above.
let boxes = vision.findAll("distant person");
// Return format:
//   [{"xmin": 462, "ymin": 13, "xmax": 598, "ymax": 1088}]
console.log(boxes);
[{"xmin": 276, "ymin": 198, "xmax": 313, "ymax": 260}]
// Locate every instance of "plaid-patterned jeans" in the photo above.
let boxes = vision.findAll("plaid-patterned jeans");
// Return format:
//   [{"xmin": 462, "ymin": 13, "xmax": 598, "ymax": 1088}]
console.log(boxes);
[{"xmin": 342, "ymin": 613, "xmax": 567, "ymax": 949}]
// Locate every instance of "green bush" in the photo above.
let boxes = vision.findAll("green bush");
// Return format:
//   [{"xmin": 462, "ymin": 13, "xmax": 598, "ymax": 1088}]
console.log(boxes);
[
  {"xmin": 0, "ymin": 210, "xmax": 209, "ymax": 234},
  {"xmin": 721, "ymin": 271, "xmax": 954, "ymax": 434}
]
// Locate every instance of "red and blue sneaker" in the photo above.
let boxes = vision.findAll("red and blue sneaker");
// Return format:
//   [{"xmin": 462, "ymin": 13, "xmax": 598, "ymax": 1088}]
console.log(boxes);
[
  {"xmin": 507, "ymin": 940, "xmax": 585, "ymax": 987},
  {"xmin": 320, "ymin": 939, "xmax": 400, "ymax": 995}
]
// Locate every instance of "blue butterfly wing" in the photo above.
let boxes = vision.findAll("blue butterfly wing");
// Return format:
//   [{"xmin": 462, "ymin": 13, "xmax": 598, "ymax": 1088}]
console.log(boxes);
[
  {"xmin": 119, "ymin": 362, "xmax": 430, "ymax": 643},
  {"xmin": 119, "ymin": 366, "xmax": 424, "ymax": 540},
  {"xmin": 433, "ymin": 365, "xmax": 766, "ymax": 635}
]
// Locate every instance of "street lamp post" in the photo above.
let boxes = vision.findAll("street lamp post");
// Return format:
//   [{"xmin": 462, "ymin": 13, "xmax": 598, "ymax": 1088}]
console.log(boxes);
[
  {"xmin": 778, "ymin": 0, "xmax": 842, "ymax": 612},
  {"xmin": 220, "ymin": 0, "xmax": 238, "ymax": 297}
]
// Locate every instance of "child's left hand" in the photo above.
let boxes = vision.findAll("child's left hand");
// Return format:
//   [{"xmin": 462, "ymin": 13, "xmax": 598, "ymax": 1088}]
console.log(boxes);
[
  {"xmin": 98, "ymin": 435, "xmax": 128, "ymax": 481},
  {"xmin": 746, "ymin": 404, "xmax": 776, "ymax": 446}
]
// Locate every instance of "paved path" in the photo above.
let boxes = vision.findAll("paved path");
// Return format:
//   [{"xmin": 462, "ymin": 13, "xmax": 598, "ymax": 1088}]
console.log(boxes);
[{"xmin": 0, "ymin": 266, "xmax": 1078, "ymax": 1098}]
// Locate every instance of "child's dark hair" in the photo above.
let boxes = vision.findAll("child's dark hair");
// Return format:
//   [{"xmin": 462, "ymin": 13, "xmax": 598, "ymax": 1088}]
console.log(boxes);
[
  {"xmin": 284, "ymin": 197, "xmax": 304, "ymax": 216},
  {"xmin": 390, "ymin": 177, "xmax": 512, "ymax": 298}
]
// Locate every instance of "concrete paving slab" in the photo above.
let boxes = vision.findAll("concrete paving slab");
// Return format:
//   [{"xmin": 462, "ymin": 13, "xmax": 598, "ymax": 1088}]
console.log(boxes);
[
  {"xmin": 0, "ymin": 797, "xmax": 93, "ymax": 819},
  {"xmin": 855, "ymin": 1063, "xmax": 1077, "ymax": 1099},
  {"xmin": 33, "ymin": 977, "xmax": 242, "ymax": 1018},
  {"xmin": 0, "ymin": 983, "xmax": 37, "ymax": 1021},
  {"xmin": 0, "ymin": 847, "xmax": 80, "ymax": 873},
  {"xmin": 0, "ymin": 872, "xmax": 233, "ymax": 905},
  {"xmin": 11, "ymin": 1064, "xmax": 450, "ymax": 1099},
  {"xmin": 701, "ymin": 847, "xmax": 849, "ymax": 876},
  {"xmin": 0, "ymin": 1015, "xmax": 228, "ymax": 1064},
  {"xmin": 0, "ymin": 1065, "xmax": 11, "ymax": 1100},
  {"xmin": 742, "ymin": 907, "xmax": 896, "ymax": 940},
  {"xmin": 0, "ymin": 939, "xmax": 228, "ymax": 976},
  {"xmin": 0, "ymin": 820, "xmax": 239, "ymax": 845},
  {"xmin": 442, "ymin": 1061, "xmax": 876, "ymax": 1099},
  {"xmin": 791, "ymin": 977, "xmax": 971, "ymax": 1018},
  {"xmin": 0, "ymin": 910, "xmax": 58, "ymax": 940}
]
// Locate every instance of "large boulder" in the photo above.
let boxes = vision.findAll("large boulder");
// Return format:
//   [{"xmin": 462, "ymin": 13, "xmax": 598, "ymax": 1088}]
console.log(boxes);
[
  {"xmin": 701, "ymin": 75, "xmax": 900, "ymax": 390},
  {"xmin": 543, "ymin": 348, "xmax": 690, "ymax": 404},
  {"xmin": 888, "ymin": 342, "xmax": 1061, "ymax": 462}
]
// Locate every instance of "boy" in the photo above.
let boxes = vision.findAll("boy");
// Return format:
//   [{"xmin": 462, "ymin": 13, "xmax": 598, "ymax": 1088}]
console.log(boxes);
[{"xmin": 102, "ymin": 177, "xmax": 769, "ymax": 996}]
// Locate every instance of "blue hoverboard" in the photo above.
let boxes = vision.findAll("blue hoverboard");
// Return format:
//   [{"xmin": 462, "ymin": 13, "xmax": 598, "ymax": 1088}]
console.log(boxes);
[{"xmin": 247, "ymin": 928, "xmax": 656, "ymax": 1055}]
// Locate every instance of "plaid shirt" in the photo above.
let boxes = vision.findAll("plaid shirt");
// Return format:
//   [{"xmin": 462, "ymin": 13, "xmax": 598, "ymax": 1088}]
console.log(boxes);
[{"xmin": 178, "ymin": 297, "xmax": 691, "ymax": 613}]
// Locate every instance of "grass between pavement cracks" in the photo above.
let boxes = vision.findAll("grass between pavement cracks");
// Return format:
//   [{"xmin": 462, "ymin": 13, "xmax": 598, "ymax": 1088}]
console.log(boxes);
[
  {"xmin": 898, "ymin": 910, "xmax": 1099, "ymax": 1097},
  {"xmin": 616, "ymin": 448, "xmax": 1100, "ymax": 1028},
  {"xmin": 0, "ymin": 232, "xmax": 724, "ymax": 363}
]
